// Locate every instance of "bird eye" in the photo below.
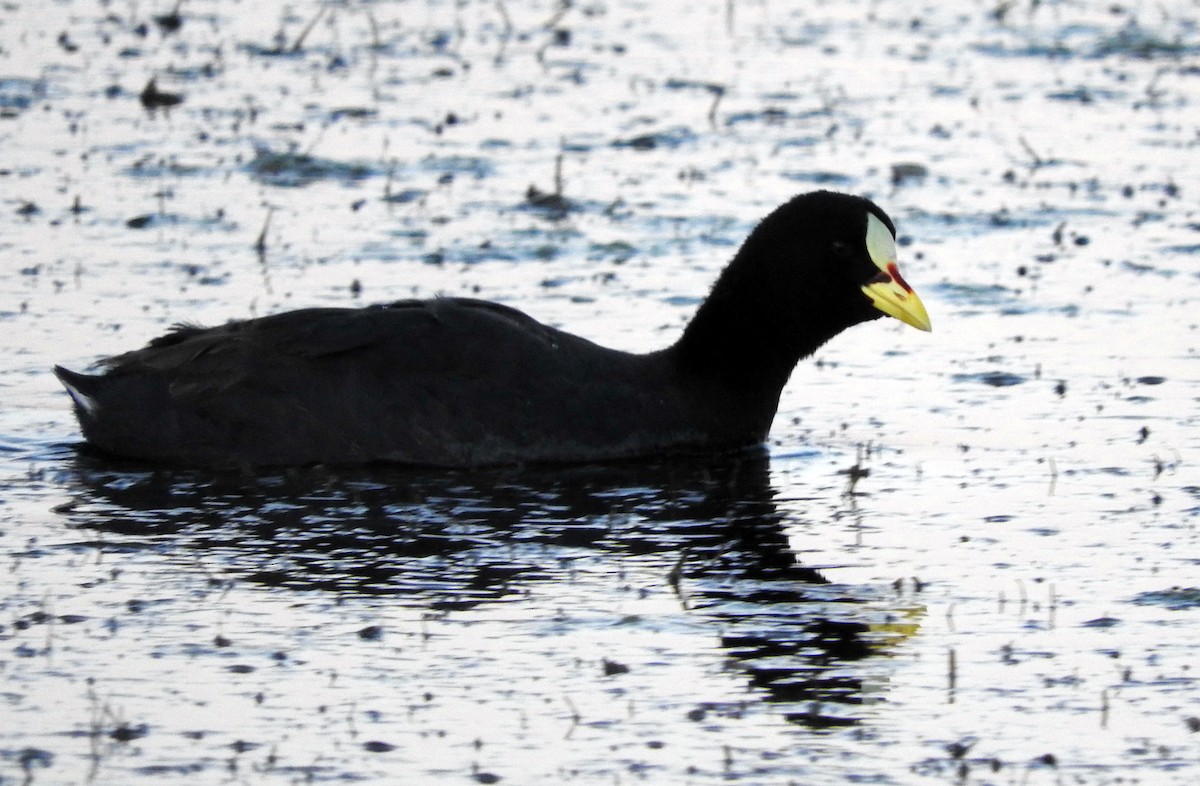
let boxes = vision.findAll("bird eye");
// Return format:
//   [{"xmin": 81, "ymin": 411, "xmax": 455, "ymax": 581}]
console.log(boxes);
[{"xmin": 830, "ymin": 240, "xmax": 853, "ymax": 257}]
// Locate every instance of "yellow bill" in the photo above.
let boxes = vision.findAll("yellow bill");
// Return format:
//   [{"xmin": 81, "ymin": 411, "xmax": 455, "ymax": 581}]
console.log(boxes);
[{"xmin": 861, "ymin": 212, "xmax": 932, "ymax": 332}]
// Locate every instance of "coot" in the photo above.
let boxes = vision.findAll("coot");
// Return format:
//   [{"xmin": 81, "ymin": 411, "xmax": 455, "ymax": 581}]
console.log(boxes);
[{"xmin": 55, "ymin": 191, "xmax": 931, "ymax": 467}]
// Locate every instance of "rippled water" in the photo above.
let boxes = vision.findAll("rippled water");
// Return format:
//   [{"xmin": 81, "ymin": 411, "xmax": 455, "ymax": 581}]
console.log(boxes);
[{"xmin": 3, "ymin": 1, "xmax": 1200, "ymax": 783}]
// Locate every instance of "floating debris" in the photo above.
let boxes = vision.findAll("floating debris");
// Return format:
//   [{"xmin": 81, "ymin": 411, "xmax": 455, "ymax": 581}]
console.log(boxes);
[
  {"xmin": 139, "ymin": 78, "xmax": 183, "ymax": 110},
  {"xmin": 601, "ymin": 658, "xmax": 629, "ymax": 676},
  {"xmin": 891, "ymin": 162, "xmax": 929, "ymax": 186},
  {"xmin": 154, "ymin": 1, "xmax": 184, "ymax": 34}
]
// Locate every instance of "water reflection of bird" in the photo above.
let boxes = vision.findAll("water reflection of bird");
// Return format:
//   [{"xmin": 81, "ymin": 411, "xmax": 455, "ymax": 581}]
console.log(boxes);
[
  {"xmin": 55, "ymin": 191, "xmax": 930, "ymax": 467},
  {"xmin": 62, "ymin": 451, "xmax": 915, "ymax": 728}
]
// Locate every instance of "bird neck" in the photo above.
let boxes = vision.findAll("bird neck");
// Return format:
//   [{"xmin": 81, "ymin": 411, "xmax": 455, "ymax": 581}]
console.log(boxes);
[{"xmin": 671, "ymin": 252, "xmax": 842, "ymax": 391}]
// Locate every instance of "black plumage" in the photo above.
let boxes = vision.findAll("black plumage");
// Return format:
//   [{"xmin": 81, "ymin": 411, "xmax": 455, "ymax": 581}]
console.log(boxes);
[{"xmin": 55, "ymin": 191, "xmax": 930, "ymax": 467}]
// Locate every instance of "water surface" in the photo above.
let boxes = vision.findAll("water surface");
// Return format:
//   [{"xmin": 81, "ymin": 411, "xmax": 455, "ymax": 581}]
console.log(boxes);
[{"xmin": 3, "ymin": 1, "xmax": 1200, "ymax": 783}]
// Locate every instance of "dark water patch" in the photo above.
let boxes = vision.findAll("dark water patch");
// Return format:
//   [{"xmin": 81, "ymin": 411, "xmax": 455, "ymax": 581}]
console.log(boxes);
[
  {"xmin": 329, "ymin": 106, "xmax": 378, "ymax": 122},
  {"xmin": 971, "ymin": 40, "xmax": 1073, "ymax": 60},
  {"xmin": 1, "ymin": 748, "xmax": 54, "ymax": 776},
  {"xmin": 972, "ymin": 19, "xmax": 1198, "ymax": 61},
  {"xmin": 0, "ymin": 437, "xmax": 32, "ymax": 453},
  {"xmin": 11, "ymin": 611, "xmax": 89, "ymax": 629},
  {"xmin": 537, "ymin": 275, "xmax": 575, "ymax": 289},
  {"xmin": 1046, "ymin": 85, "xmax": 1122, "ymax": 104},
  {"xmin": 176, "ymin": 262, "xmax": 231, "ymax": 286},
  {"xmin": 125, "ymin": 214, "xmax": 157, "ymax": 229},
  {"xmin": 1159, "ymin": 244, "xmax": 1200, "ymax": 257},
  {"xmin": 122, "ymin": 156, "xmax": 208, "ymax": 180},
  {"xmin": 1132, "ymin": 588, "xmax": 1200, "ymax": 611},
  {"xmin": 560, "ymin": 134, "xmax": 610, "ymax": 155},
  {"xmin": 419, "ymin": 154, "xmax": 494, "ymax": 180},
  {"xmin": 1121, "ymin": 260, "xmax": 1180, "ymax": 278},
  {"xmin": 1093, "ymin": 24, "xmax": 1196, "ymax": 59},
  {"xmin": 521, "ymin": 192, "xmax": 620, "ymax": 224},
  {"xmin": 587, "ymin": 240, "xmax": 636, "ymax": 263},
  {"xmin": 781, "ymin": 170, "xmax": 855, "ymax": 186},
  {"xmin": 890, "ymin": 162, "xmax": 928, "ymax": 187},
  {"xmin": 775, "ymin": 22, "xmax": 833, "ymax": 49},
  {"xmin": 382, "ymin": 188, "xmax": 428, "ymax": 205},
  {"xmin": 773, "ymin": 135, "xmax": 826, "ymax": 150},
  {"xmin": 725, "ymin": 105, "xmax": 829, "ymax": 128},
  {"xmin": 612, "ymin": 126, "xmax": 697, "ymax": 151},
  {"xmin": 118, "ymin": 211, "xmax": 236, "ymax": 237},
  {"xmin": 952, "ymin": 371, "xmax": 1027, "ymax": 387},
  {"xmin": 363, "ymin": 740, "xmax": 395, "ymax": 753},
  {"xmin": 238, "ymin": 35, "xmax": 331, "ymax": 61},
  {"xmin": 247, "ymin": 147, "xmax": 376, "ymax": 188},
  {"xmin": 988, "ymin": 206, "xmax": 1056, "ymax": 228},
  {"xmin": 135, "ymin": 763, "xmax": 207, "ymax": 776},
  {"xmin": 0, "ymin": 77, "xmax": 46, "ymax": 117},
  {"xmin": 521, "ymin": 186, "xmax": 575, "ymax": 221},
  {"xmin": 930, "ymin": 84, "xmax": 966, "ymax": 98},
  {"xmin": 663, "ymin": 77, "xmax": 724, "ymax": 96},
  {"xmin": 1059, "ymin": 465, "xmax": 1131, "ymax": 479}
]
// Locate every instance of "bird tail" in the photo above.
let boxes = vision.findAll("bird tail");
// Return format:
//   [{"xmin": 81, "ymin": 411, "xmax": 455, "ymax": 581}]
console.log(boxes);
[
  {"xmin": 54, "ymin": 365, "xmax": 103, "ymax": 417},
  {"xmin": 53, "ymin": 365, "xmax": 185, "ymax": 461}
]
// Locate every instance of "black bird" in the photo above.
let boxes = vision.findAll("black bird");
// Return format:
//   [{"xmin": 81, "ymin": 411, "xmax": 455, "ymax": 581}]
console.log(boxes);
[{"xmin": 55, "ymin": 191, "xmax": 931, "ymax": 467}]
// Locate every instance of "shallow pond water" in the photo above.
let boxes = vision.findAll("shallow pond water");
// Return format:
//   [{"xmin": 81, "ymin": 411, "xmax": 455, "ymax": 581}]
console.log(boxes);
[{"xmin": 3, "ymin": 0, "xmax": 1200, "ymax": 784}]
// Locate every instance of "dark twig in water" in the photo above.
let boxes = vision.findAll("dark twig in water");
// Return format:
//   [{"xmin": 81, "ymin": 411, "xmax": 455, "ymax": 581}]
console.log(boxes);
[
  {"xmin": 542, "ymin": 0, "xmax": 573, "ymax": 30},
  {"xmin": 495, "ymin": 0, "xmax": 513, "ymax": 34},
  {"xmin": 706, "ymin": 84, "xmax": 725, "ymax": 128},
  {"xmin": 842, "ymin": 443, "xmax": 870, "ymax": 496},
  {"xmin": 494, "ymin": 0, "xmax": 513, "ymax": 64},
  {"xmin": 947, "ymin": 647, "xmax": 957, "ymax": 703},
  {"xmin": 365, "ymin": 9, "xmax": 382, "ymax": 50},
  {"xmin": 533, "ymin": 0, "xmax": 574, "ymax": 65},
  {"xmin": 383, "ymin": 158, "xmax": 397, "ymax": 202},
  {"xmin": 291, "ymin": 5, "xmax": 328, "ymax": 53},
  {"xmin": 525, "ymin": 153, "xmax": 572, "ymax": 217},
  {"xmin": 254, "ymin": 208, "xmax": 274, "ymax": 256},
  {"xmin": 1018, "ymin": 135, "xmax": 1045, "ymax": 169},
  {"xmin": 562, "ymin": 695, "xmax": 580, "ymax": 739},
  {"xmin": 1047, "ymin": 583, "xmax": 1057, "ymax": 629},
  {"xmin": 666, "ymin": 547, "xmax": 690, "ymax": 608}
]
